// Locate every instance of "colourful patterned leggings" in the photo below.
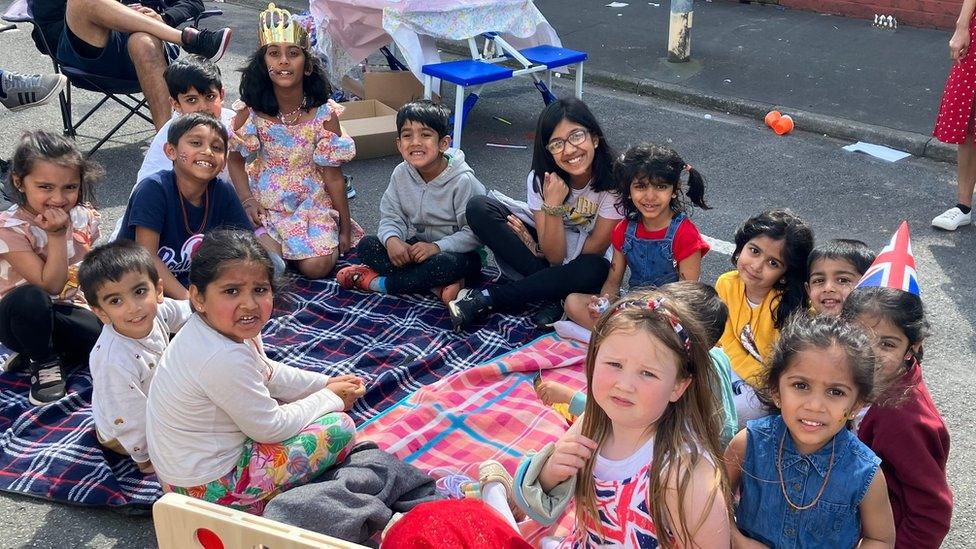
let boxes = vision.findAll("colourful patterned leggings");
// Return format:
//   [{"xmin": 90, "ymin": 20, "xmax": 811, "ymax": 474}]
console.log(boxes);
[{"xmin": 162, "ymin": 412, "xmax": 357, "ymax": 515}]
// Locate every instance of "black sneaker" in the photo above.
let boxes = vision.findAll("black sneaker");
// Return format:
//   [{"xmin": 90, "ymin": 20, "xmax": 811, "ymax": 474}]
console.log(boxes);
[
  {"xmin": 448, "ymin": 288, "xmax": 491, "ymax": 330},
  {"xmin": 531, "ymin": 301, "xmax": 565, "ymax": 331},
  {"xmin": 181, "ymin": 27, "xmax": 233, "ymax": 63},
  {"xmin": 28, "ymin": 358, "xmax": 66, "ymax": 406}
]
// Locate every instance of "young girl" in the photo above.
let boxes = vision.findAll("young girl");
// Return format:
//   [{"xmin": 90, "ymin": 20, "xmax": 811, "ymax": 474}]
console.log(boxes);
[
  {"xmin": 716, "ymin": 209, "xmax": 814, "ymax": 425},
  {"xmin": 514, "ymin": 291, "xmax": 731, "ymax": 548},
  {"xmin": 564, "ymin": 143, "xmax": 711, "ymax": 330},
  {"xmin": 0, "ymin": 130, "xmax": 102, "ymax": 406},
  {"xmin": 842, "ymin": 287, "xmax": 952, "ymax": 547},
  {"xmin": 146, "ymin": 229, "xmax": 364, "ymax": 515},
  {"xmin": 451, "ymin": 98, "xmax": 623, "ymax": 331},
  {"xmin": 725, "ymin": 314, "xmax": 896, "ymax": 548},
  {"xmin": 228, "ymin": 4, "xmax": 363, "ymax": 279}
]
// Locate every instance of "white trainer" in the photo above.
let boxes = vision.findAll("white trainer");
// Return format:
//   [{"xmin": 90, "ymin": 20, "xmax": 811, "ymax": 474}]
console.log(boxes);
[{"xmin": 931, "ymin": 207, "xmax": 972, "ymax": 231}]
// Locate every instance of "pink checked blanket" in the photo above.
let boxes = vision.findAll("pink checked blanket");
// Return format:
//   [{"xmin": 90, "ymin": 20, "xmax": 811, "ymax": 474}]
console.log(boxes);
[{"xmin": 359, "ymin": 333, "xmax": 588, "ymax": 542}]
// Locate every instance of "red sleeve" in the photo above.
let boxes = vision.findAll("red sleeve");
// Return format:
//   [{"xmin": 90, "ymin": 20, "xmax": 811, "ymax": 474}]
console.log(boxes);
[
  {"xmin": 860, "ymin": 397, "xmax": 952, "ymax": 548},
  {"xmin": 611, "ymin": 219, "xmax": 628, "ymax": 252},
  {"xmin": 671, "ymin": 218, "xmax": 710, "ymax": 262}
]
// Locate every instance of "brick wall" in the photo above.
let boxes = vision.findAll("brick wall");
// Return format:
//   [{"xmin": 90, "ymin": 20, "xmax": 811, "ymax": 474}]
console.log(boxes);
[{"xmin": 778, "ymin": 0, "xmax": 962, "ymax": 29}]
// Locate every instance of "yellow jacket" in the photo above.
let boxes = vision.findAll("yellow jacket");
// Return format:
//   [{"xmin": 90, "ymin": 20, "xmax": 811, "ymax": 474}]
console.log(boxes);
[{"xmin": 714, "ymin": 271, "xmax": 782, "ymax": 385}]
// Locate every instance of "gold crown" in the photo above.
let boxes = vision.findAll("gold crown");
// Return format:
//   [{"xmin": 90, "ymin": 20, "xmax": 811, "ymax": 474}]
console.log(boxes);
[{"xmin": 259, "ymin": 3, "xmax": 309, "ymax": 49}]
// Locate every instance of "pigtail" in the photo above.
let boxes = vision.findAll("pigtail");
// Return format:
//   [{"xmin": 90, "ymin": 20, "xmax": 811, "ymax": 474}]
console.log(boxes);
[{"xmin": 684, "ymin": 167, "xmax": 710, "ymax": 210}]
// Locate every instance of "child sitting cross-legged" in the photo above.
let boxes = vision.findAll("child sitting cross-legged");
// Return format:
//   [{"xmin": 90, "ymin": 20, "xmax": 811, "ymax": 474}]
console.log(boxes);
[
  {"xmin": 117, "ymin": 113, "xmax": 253, "ymax": 300},
  {"xmin": 337, "ymin": 100, "xmax": 486, "ymax": 305},
  {"xmin": 78, "ymin": 240, "xmax": 193, "ymax": 474}
]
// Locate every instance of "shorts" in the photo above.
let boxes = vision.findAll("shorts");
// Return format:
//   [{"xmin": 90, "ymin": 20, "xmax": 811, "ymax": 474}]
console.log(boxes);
[{"xmin": 56, "ymin": 24, "xmax": 178, "ymax": 81}]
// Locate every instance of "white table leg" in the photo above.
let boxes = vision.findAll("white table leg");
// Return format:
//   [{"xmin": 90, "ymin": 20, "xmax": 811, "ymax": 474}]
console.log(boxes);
[
  {"xmin": 424, "ymin": 74, "xmax": 433, "ymax": 100},
  {"xmin": 575, "ymin": 62, "xmax": 584, "ymax": 99},
  {"xmin": 453, "ymin": 84, "xmax": 465, "ymax": 149}
]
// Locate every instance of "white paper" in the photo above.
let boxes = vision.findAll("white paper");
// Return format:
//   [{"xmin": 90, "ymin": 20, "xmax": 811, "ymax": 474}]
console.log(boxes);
[
  {"xmin": 842, "ymin": 141, "xmax": 911, "ymax": 162},
  {"xmin": 554, "ymin": 320, "xmax": 591, "ymax": 343},
  {"xmin": 606, "ymin": 2, "xmax": 629, "ymax": 7}
]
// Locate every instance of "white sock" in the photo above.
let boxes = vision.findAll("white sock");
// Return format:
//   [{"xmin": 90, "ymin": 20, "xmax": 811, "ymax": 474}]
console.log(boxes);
[{"xmin": 483, "ymin": 481, "xmax": 518, "ymax": 531}]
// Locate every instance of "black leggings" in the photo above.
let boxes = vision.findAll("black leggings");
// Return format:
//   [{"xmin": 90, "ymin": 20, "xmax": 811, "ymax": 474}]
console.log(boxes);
[
  {"xmin": 466, "ymin": 195, "xmax": 610, "ymax": 312},
  {"xmin": 356, "ymin": 235, "xmax": 483, "ymax": 295},
  {"xmin": 0, "ymin": 285, "xmax": 102, "ymax": 366}
]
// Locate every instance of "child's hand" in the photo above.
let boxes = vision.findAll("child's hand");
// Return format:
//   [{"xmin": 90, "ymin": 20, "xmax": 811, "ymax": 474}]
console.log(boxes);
[
  {"xmin": 507, "ymin": 215, "xmax": 543, "ymax": 258},
  {"xmin": 539, "ymin": 428, "xmax": 598, "ymax": 492},
  {"xmin": 136, "ymin": 460, "xmax": 155, "ymax": 474},
  {"xmin": 327, "ymin": 377, "xmax": 365, "ymax": 410},
  {"xmin": 338, "ymin": 232, "xmax": 352, "ymax": 256},
  {"xmin": 587, "ymin": 294, "xmax": 611, "ymax": 318},
  {"xmin": 542, "ymin": 172, "xmax": 570, "ymax": 207},
  {"xmin": 386, "ymin": 237, "xmax": 413, "ymax": 267},
  {"xmin": 243, "ymin": 200, "xmax": 267, "ymax": 227},
  {"xmin": 408, "ymin": 242, "xmax": 439, "ymax": 263},
  {"xmin": 35, "ymin": 208, "xmax": 70, "ymax": 235}
]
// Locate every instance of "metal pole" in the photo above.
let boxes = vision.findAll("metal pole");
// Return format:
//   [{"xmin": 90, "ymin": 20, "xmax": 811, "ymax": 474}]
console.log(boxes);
[{"xmin": 668, "ymin": 0, "xmax": 693, "ymax": 63}]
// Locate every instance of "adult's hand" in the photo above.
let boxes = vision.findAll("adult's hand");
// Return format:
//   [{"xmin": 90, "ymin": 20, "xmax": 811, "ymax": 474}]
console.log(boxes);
[{"xmin": 951, "ymin": 25, "xmax": 971, "ymax": 62}]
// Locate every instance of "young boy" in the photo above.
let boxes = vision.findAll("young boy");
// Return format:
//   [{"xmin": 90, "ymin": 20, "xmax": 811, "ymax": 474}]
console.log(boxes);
[
  {"xmin": 117, "ymin": 113, "xmax": 252, "ymax": 299},
  {"xmin": 537, "ymin": 281, "xmax": 740, "ymax": 446},
  {"xmin": 336, "ymin": 100, "xmax": 486, "ymax": 304},
  {"xmin": 78, "ymin": 240, "xmax": 193, "ymax": 473},
  {"xmin": 806, "ymin": 239, "xmax": 876, "ymax": 316}
]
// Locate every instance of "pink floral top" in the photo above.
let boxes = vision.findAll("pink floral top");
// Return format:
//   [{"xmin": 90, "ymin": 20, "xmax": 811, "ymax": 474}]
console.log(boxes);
[{"xmin": 0, "ymin": 204, "xmax": 100, "ymax": 306}]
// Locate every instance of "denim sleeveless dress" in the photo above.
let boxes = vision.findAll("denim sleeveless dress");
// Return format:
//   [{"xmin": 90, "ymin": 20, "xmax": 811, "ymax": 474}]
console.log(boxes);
[
  {"xmin": 622, "ymin": 213, "xmax": 685, "ymax": 289},
  {"xmin": 737, "ymin": 415, "xmax": 881, "ymax": 549}
]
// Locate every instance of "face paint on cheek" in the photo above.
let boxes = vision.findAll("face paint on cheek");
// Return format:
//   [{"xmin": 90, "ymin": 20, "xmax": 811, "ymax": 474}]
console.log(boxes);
[{"xmin": 178, "ymin": 153, "xmax": 190, "ymax": 165}]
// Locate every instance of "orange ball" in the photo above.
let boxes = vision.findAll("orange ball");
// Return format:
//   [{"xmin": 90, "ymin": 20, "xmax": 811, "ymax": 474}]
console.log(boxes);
[
  {"xmin": 764, "ymin": 110, "xmax": 782, "ymax": 128},
  {"xmin": 773, "ymin": 114, "xmax": 794, "ymax": 135}
]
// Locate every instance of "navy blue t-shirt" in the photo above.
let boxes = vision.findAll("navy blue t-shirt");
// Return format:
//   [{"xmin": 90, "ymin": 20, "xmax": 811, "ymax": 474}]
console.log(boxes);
[{"xmin": 118, "ymin": 170, "xmax": 252, "ymax": 286}]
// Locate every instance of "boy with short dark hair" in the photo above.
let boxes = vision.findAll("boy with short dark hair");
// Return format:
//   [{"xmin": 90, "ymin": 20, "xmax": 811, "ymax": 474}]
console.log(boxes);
[
  {"xmin": 806, "ymin": 239, "xmax": 876, "ymax": 316},
  {"xmin": 117, "ymin": 112, "xmax": 252, "ymax": 298},
  {"xmin": 79, "ymin": 239, "xmax": 193, "ymax": 474},
  {"xmin": 336, "ymin": 100, "xmax": 486, "ymax": 305}
]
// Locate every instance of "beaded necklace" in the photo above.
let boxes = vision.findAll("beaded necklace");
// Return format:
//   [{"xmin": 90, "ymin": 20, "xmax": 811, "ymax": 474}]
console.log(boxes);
[
  {"xmin": 777, "ymin": 428, "xmax": 835, "ymax": 510},
  {"xmin": 175, "ymin": 178, "xmax": 210, "ymax": 236},
  {"xmin": 278, "ymin": 95, "xmax": 307, "ymax": 125}
]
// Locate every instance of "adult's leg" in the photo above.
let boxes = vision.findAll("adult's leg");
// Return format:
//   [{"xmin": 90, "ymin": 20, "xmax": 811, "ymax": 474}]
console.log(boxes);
[
  {"xmin": 51, "ymin": 303, "xmax": 102, "ymax": 367},
  {"xmin": 487, "ymin": 254, "xmax": 609, "ymax": 313},
  {"xmin": 957, "ymin": 128, "xmax": 976, "ymax": 208},
  {"xmin": 0, "ymin": 285, "xmax": 59, "ymax": 363},
  {"xmin": 466, "ymin": 195, "xmax": 547, "ymax": 278},
  {"xmin": 127, "ymin": 32, "xmax": 174, "ymax": 129},
  {"xmin": 65, "ymin": 0, "xmax": 181, "ymax": 48}
]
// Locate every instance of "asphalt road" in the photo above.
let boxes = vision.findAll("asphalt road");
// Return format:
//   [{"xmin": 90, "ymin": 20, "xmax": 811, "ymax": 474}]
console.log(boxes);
[{"xmin": 0, "ymin": 1, "xmax": 972, "ymax": 546}]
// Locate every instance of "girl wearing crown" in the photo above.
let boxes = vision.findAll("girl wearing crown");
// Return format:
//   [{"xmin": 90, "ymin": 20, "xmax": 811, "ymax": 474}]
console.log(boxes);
[{"xmin": 228, "ymin": 4, "xmax": 363, "ymax": 279}]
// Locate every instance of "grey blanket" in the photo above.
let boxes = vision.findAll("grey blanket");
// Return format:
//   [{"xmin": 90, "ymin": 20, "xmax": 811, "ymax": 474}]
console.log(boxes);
[{"xmin": 263, "ymin": 441, "xmax": 440, "ymax": 545}]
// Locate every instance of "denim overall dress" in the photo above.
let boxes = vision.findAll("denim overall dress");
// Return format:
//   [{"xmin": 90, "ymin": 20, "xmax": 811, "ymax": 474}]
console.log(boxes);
[
  {"xmin": 736, "ymin": 415, "xmax": 881, "ymax": 548},
  {"xmin": 621, "ymin": 212, "xmax": 685, "ymax": 289}
]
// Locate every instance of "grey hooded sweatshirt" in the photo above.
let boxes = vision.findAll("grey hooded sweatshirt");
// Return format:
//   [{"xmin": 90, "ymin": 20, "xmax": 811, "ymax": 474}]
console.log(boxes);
[{"xmin": 376, "ymin": 148, "xmax": 487, "ymax": 253}]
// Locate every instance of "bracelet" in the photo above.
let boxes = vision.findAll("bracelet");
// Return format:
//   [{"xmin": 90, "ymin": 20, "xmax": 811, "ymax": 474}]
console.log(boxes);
[
  {"xmin": 241, "ymin": 196, "xmax": 258, "ymax": 207},
  {"xmin": 541, "ymin": 203, "xmax": 569, "ymax": 217}
]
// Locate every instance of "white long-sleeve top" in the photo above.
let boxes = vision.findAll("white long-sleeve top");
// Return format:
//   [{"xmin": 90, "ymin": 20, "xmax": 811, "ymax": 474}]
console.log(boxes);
[
  {"xmin": 90, "ymin": 297, "xmax": 192, "ymax": 463},
  {"xmin": 146, "ymin": 314, "xmax": 344, "ymax": 487}
]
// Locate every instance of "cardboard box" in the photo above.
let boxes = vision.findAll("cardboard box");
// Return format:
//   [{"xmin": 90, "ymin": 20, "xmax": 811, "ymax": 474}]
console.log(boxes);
[
  {"xmin": 363, "ymin": 71, "xmax": 426, "ymax": 110},
  {"xmin": 339, "ymin": 99, "xmax": 398, "ymax": 160}
]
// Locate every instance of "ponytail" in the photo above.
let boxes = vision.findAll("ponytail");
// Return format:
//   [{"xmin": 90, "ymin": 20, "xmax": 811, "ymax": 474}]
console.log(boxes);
[{"xmin": 684, "ymin": 166, "xmax": 710, "ymax": 210}]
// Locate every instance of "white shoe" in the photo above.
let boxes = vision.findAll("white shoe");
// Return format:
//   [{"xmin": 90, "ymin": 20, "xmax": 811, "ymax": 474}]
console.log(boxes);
[{"xmin": 931, "ymin": 207, "xmax": 972, "ymax": 231}]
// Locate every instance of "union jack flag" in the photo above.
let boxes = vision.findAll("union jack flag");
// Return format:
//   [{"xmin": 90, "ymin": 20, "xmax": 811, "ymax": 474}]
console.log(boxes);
[
  {"xmin": 564, "ymin": 463, "xmax": 662, "ymax": 548},
  {"xmin": 855, "ymin": 221, "xmax": 920, "ymax": 296}
]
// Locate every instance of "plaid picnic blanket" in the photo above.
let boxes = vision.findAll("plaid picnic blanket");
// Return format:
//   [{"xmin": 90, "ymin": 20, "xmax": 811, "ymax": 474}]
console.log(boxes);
[
  {"xmin": 359, "ymin": 333, "xmax": 588, "ymax": 542},
  {"xmin": 0, "ymin": 276, "xmax": 539, "ymax": 509}
]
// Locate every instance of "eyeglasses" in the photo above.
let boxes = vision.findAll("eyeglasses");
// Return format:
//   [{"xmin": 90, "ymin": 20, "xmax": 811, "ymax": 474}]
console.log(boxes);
[{"xmin": 546, "ymin": 128, "xmax": 590, "ymax": 155}]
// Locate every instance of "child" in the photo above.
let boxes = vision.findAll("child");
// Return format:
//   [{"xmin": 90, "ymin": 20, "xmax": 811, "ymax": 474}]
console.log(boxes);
[
  {"xmin": 564, "ymin": 144, "xmax": 710, "ymax": 330},
  {"xmin": 515, "ymin": 292, "xmax": 731, "ymax": 548},
  {"xmin": 228, "ymin": 3, "xmax": 363, "ymax": 280},
  {"xmin": 725, "ymin": 314, "xmax": 896, "ymax": 548},
  {"xmin": 336, "ymin": 100, "xmax": 486, "ymax": 305},
  {"xmin": 716, "ymin": 209, "xmax": 814, "ymax": 425},
  {"xmin": 0, "ymin": 130, "xmax": 102, "ymax": 405},
  {"xmin": 452, "ymin": 98, "xmax": 623, "ymax": 330},
  {"xmin": 842, "ymin": 259, "xmax": 951, "ymax": 546},
  {"xmin": 78, "ymin": 240, "xmax": 192, "ymax": 473},
  {"xmin": 117, "ymin": 112, "xmax": 252, "ymax": 299},
  {"xmin": 806, "ymin": 238, "xmax": 875, "ymax": 316},
  {"xmin": 146, "ymin": 229, "xmax": 364, "ymax": 514},
  {"xmin": 538, "ymin": 281, "xmax": 739, "ymax": 447}
]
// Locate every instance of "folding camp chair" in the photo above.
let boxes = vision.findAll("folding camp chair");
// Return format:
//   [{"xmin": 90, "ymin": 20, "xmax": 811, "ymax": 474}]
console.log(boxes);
[{"xmin": 1, "ymin": 0, "xmax": 221, "ymax": 155}]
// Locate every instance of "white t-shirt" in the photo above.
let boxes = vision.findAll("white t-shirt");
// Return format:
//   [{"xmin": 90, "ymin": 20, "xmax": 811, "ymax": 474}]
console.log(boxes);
[
  {"xmin": 146, "ymin": 314, "xmax": 344, "ymax": 487},
  {"xmin": 90, "ymin": 297, "xmax": 192, "ymax": 463},
  {"xmin": 525, "ymin": 171, "xmax": 623, "ymax": 263},
  {"xmin": 594, "ymin": 436, "xmax": 655, "ymax": 481}
]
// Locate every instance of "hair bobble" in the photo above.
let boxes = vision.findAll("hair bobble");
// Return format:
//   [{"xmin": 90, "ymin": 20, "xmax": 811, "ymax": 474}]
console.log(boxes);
[
  {"xmin": 614, "ymin": 297, "xmax": 693, "ymax": 355},
  {"xmin": 684, "ymin": 163, "xmax": 692, "ymax": 172}
]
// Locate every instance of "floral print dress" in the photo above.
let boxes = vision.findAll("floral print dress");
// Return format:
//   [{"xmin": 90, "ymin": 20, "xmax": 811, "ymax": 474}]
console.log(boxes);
[{"xmin": 233, "ymin": 100, "xmax": 364, "ymax": 260}]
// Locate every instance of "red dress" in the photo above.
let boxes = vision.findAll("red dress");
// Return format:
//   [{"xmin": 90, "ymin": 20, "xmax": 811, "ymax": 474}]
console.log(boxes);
[{"xmin": 934, "ymin": 15, "xmax": 976, "ymax": 144}]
